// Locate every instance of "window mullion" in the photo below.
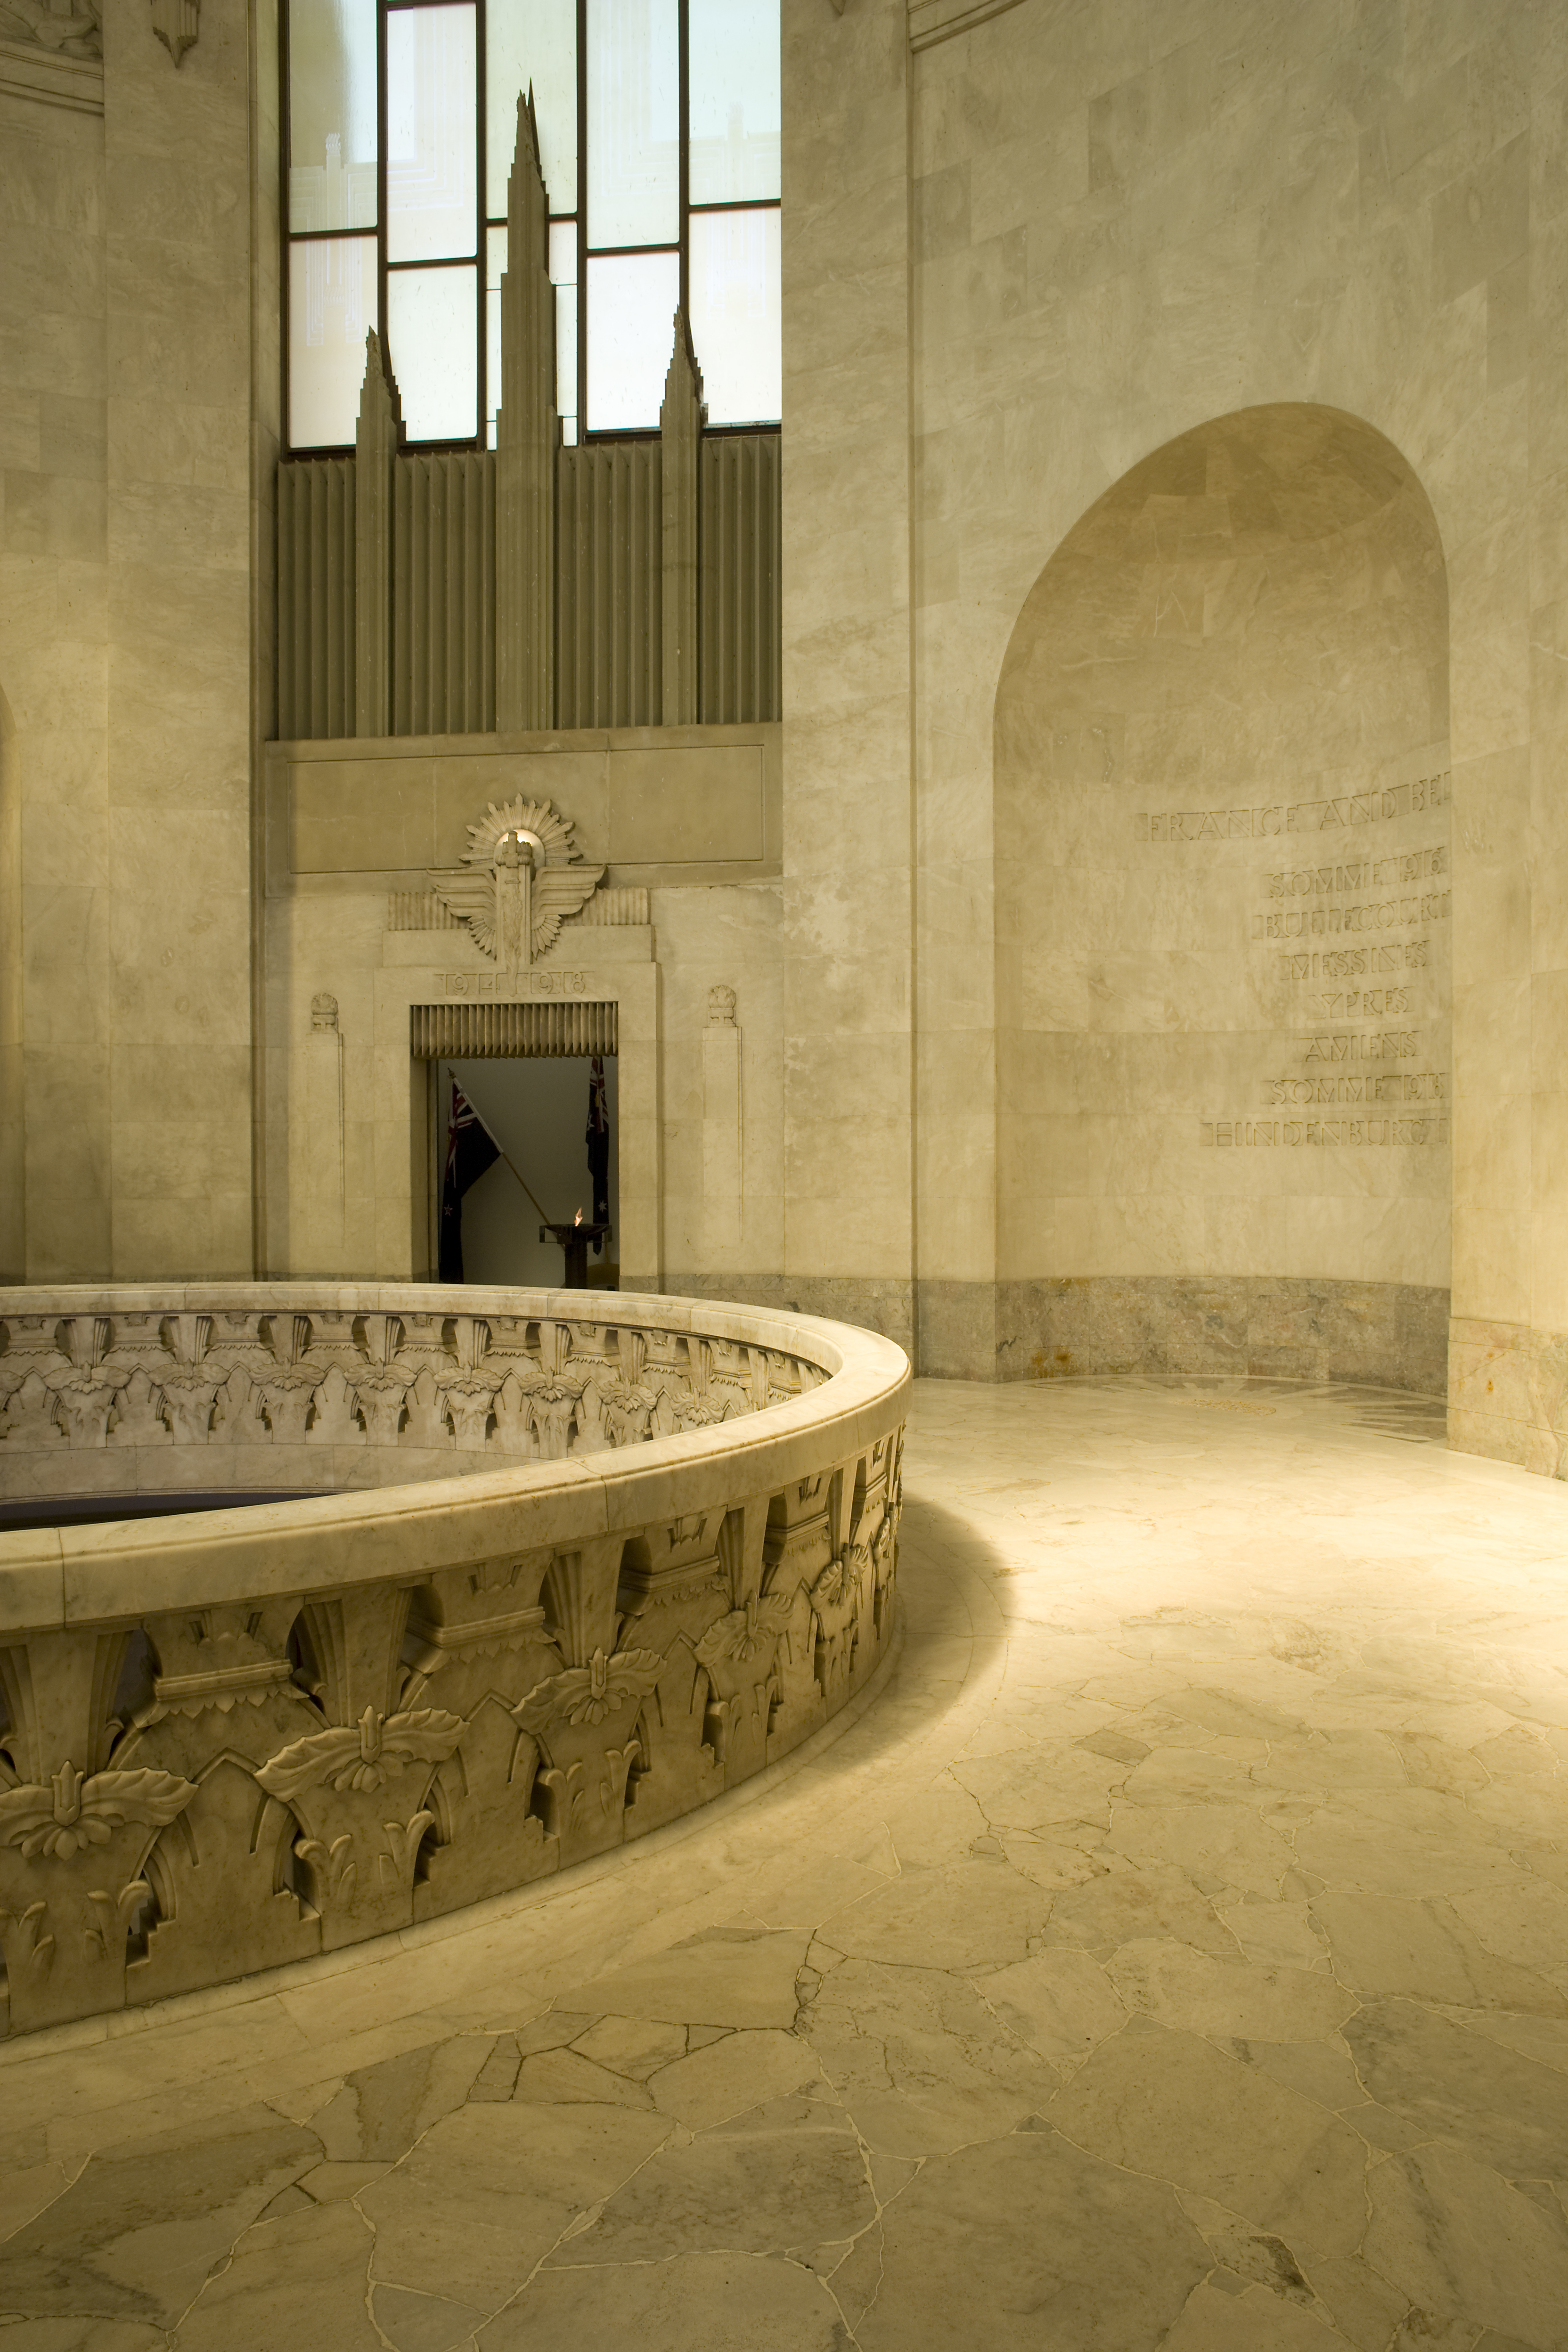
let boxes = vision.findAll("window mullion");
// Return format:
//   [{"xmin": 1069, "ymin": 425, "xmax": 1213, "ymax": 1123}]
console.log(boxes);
[{"xmin": 678, "ymin": 0, "xmax": 689, "ymax": 324}]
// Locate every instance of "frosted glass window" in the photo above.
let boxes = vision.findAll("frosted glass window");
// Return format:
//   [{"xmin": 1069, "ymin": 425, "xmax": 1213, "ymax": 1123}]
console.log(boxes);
[
  {"xmin": 485, "ymin": 225, "xmax": 506, "ymax": 442},
  {"xmin": 555, "ymin": 284, "xmax": 579, "ymax": 438},
  {"xmin": 689, "ymin": 206, "xmax": 780, "ymax": 425},
  {"xmin": 586, "ymin": 248, "xmax": 679, "ymax": 429},
  {"xmin": 387, "ymin": 5, "xmax": 477, "ymax": 261},
  {"xmin": 586, "ymin": 0, "xmax": 678, "ymax": 249},
  {"xmin": 289, "ymin": 235, "xmax": 378, "ymax": 445},
  {"xmin": 486, "ymin": 0, "xmax": 576, "ymax": 215},
  {"xmin": 389, "ymin": 264, "xmax": 479, "ymax": 438},
  {"xmin": 688, "ymin": 0, "xmax": 779, "ymax": 205},
  {"xmin": 549, "ymin": 221, "xmax": 578, "ymax": 436},
  {"xmin": 289, "ymin": 0, "xmax": 378, "ymax": 229}
]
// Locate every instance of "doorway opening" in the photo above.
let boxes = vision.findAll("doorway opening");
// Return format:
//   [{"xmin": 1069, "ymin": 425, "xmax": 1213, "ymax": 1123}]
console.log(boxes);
[{"xmin": 431, "ymin": 1055, "xmax": 621, "ymax": 1291}]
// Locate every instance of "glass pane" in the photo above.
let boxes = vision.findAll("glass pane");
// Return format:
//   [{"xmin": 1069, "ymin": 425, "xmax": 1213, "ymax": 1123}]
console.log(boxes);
[
  {"xmin": 688, "ymin": 0, "xmax": 779, "ymax": 205},
  {"xmin": 288, "ymin": 0, "xmax": 377, "ymax": 231},
  {"xmin": 485, "ymin": 226, "xmax": 506, "ymax": 441},
  {"xmin": 548, "ymin": 219, "xmax": 577, "ymax": 433},
  {"xmin": 548, "ymin": 217, "xmax": 577, "ymax": 283},
  {"xmin": 689, "ymin": 206, "xmax": 780, "ymax": 425},
  {"xmin": 486, "ymin": 0, "xmax": 576, "ymax": 217},
  {"xmin": 586, "ymin": 0, "xmax": 678, "ymax": 250},
  {"xmin": 288, "ymin": 234, "xmax": 378, "ymax": 446},
  {"xmin": 555, "ymin": 282, "xmax": 579, "ymax": 435},
  {"xmin": 387, "ymin": 4, "xmax": 478, "ymax": 262},
  {"xmin": 586, "ymin": 248, "xmax": 678, "ymax": 430},
  {"xmin": 388, "ymin": 263, "xmax": 479, "ymax": 439}
]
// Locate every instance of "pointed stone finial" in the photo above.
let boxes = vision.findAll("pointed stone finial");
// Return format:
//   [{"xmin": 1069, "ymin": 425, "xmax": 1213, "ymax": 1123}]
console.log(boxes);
[
  {"xmin": 495, "ymin": 82, "xmax": 558, "ymax": 730},
  {"xmin": 356, "ymin": 328, "xmax": 404, "ymax": 448},
  {"xmin": 150, "ymin": 0, "xmax": 199, "ymax": 64},
  {"xmin": 355, "ymin": 330, "xmax": 402, "ymax": 738},
  {"xmin": 662, "ymin": 308, "xmax": 706, "ymax": 725},
  {"xmin": 661, "ymin": 306, "xmax": 707, "ymax": 434}
]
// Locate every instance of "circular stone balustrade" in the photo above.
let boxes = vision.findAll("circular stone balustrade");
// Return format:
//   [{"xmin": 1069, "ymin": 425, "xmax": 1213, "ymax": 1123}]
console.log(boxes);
[{"xmin": 0, "ymin": 1286, "xmax": 909, "ymax": 2037}]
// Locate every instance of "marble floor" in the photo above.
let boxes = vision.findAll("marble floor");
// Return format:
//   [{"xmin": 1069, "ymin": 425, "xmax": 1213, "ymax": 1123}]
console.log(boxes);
[{"xmin": 2, "ymin": 1376, "xmax": 1568, "ymax": 2352}]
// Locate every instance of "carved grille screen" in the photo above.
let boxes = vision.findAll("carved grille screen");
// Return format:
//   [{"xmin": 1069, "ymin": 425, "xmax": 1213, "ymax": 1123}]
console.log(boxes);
[{"xmin": 410, "ymin": 999, "xmax": 618, "ymax": 1055}]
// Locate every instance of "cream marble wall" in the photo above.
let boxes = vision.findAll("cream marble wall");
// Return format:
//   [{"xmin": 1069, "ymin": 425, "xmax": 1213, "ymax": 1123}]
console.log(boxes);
[
  {"xmin": 898, "ymin": 0, "xmax": 1563, "ymax": 1453},
  {"xmin": 0, "ymin": 71, "xmax": 110, "ymax": 1279},
  {"xmin": 7, "ymin": 0, "xmax": 1566, "ymax": 1463},
  {"xmin": 993, "ymin": 406, "xmax": 1452, "ymax": 1334},
  {"xmin": 0, "ymin": 0, "xmax": 261, "ymax": 1282},
  {"xmin": 780, "ymin": 0, "xmax": 915, "ymax": 1348}
]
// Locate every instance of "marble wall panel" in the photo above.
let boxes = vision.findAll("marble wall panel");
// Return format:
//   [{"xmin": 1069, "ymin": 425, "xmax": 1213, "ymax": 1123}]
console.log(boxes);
[
  {"xmin": 0, "ymin": 87, "xmax": 109, "ymax": 1278},
  {"xmin": 781, "ymin": 0, "xmax": 914, "ymax": 1338},
  {"xmin": 903, "ymin": 0, "xmax": 1552, "ymax": 1439},
  {"xmin": 992, "ymin": 408, "xmax": 1453, "ymax": 1335}
]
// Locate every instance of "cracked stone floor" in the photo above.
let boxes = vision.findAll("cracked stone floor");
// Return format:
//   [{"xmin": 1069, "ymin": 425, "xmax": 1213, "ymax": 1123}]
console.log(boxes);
[{"xmin": 3, "ymin": 1374, "xmax": 1568, "ymax": 2352}]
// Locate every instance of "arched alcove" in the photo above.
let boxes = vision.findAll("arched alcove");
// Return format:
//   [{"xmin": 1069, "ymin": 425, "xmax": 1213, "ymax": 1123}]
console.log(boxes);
[{"xmin": 994, "ymin": 405, "xmax": 1451, "ymax": 1390}]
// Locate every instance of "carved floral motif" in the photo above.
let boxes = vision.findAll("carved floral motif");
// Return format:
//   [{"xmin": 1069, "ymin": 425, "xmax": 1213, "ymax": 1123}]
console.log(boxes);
[
  {"xmin": 0, "ymin": 1761, "xmax": 196, "ymax": 1862},
  {"xmin": 256, "ymin": 1705, "xmax": 466, "ymax": 1801}
]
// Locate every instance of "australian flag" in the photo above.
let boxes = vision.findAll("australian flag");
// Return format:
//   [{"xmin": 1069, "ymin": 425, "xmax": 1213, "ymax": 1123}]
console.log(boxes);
[
  {"xmin": 438, "ymin": 1081, "xmax": 499, "ymax": 1282},
  {"xmin": 586, "ymin": 1054, "xmax": 610, "ymax": 1255}
]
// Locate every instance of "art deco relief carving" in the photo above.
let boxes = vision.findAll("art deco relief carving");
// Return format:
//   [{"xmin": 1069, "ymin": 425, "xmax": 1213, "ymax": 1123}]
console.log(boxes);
[
  {"xmin": 428, "ymin": 798, "xmax": 604, "ymax": 975},
  {"xmin": 0, "ymin": 1306, "xmax": 821, "ymax": 1461},
  {"xmin": 148, "ymin": 0, "xmax": 197, "ymax": 63},
  {"xmin": 0, "ymin": 1292, "xmax": 907, "ymax": 2035},
  {"xmin": 0, "ymin": 0, "xmax": 99, "ymax": 55}
]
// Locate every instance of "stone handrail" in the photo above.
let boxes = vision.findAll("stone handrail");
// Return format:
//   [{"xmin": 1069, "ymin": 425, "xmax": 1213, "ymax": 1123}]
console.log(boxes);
[
  {"xmin": 0, "ymin": 1284, "xmax": 828, "ymax": 1479},
  {"xmin": 0, "ymin": 1287, "xmax": 908, "ymax": 2038}
]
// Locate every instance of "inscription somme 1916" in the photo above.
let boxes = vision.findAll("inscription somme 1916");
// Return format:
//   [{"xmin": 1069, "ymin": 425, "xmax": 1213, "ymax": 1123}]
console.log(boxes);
[{"xmin": 1137, "ymin": 773, "xmax": 1452, "ymax": 1154}]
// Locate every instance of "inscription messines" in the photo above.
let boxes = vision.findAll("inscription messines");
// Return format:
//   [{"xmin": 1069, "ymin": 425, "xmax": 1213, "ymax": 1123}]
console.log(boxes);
[{"xmin": 1139, "ymin": 768, "xmax": 1451, "ymax": 1152}]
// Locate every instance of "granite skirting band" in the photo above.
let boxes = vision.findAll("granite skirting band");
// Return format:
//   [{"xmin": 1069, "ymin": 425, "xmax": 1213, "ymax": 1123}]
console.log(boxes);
[
  {"xmin": 907, "ymin": 1276, "xmax": 1449, "ymax": 1393},
  {"xmin": 660, "ymin": 1274, "xmax": 916, "ymax": 1358},
  {"xmin": 663, "ymin": 1274, "xmax": 1449, "ymax": 1395},
  {"xmin": 993, "ymin": 1276, "xmax": 1450, "ymax": 1394}
]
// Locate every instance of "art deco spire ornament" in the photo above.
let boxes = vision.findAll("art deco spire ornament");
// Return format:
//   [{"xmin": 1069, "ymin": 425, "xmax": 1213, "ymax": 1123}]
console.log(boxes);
[
  {"xmin": 148, "ymin": 0, "xmax": 197, "ymax": 63},
  {"xmin": 428, "ymin": 797, "xmax": 604, "ymax": 975}
]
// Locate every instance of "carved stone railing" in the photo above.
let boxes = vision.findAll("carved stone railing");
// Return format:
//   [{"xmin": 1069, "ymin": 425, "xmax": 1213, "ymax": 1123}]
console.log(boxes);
[
  {"xmin": 0, "ymin": 1288, "xmax": 827, "ymax": 1486},
  {"xmin": 0, "ymin": 1287, "xmax": 908, "ymax": 2037}
]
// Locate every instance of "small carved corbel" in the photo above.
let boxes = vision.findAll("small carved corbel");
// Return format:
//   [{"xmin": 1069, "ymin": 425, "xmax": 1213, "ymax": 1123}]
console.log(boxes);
[{"xmin": 149, "ymin": 0, "xmax": 197, "ymax": 65}]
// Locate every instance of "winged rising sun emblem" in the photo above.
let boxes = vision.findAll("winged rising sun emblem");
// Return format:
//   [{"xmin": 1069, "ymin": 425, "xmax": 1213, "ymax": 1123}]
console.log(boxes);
[{"xmin": 428, "ymin": 797, "xmax": 603, "ymax": 973}]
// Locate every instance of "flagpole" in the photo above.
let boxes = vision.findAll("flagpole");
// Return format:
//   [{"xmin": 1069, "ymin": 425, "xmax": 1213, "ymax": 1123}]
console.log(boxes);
[{"xmin": 459, "ymin": 1094, "xmax": 557, "ymax": 1228}]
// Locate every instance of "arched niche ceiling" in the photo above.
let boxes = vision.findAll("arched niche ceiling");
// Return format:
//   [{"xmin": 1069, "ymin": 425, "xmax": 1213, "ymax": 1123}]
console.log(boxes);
[{"xmin": 993, "ymin": 404, "xmax": 1451, "ymax": 1389}]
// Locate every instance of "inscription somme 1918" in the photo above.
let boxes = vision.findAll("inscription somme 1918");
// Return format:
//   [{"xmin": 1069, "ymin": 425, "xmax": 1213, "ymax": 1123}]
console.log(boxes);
[{"xmin": 441, "ymin": 970, "xmax": 592, "ymax": 997}]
